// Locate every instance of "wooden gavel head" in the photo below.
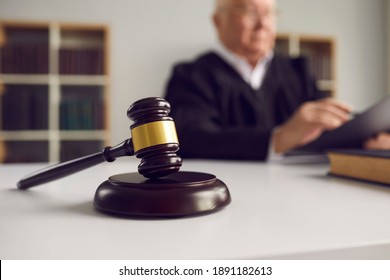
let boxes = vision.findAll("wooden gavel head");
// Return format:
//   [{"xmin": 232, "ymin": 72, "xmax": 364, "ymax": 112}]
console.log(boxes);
[{"xmin": 127, "ymin": 97, "xmax": 182, "ymax": 178}]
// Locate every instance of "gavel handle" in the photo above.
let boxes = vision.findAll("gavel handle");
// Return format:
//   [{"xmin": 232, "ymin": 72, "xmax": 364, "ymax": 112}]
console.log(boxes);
[{"xmin": 17, "ymin": 139, "xmax": 134, "ymax": 190}]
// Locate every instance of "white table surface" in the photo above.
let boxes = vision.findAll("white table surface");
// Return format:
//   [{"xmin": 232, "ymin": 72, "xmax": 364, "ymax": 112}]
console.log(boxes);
[{"xmin": 1, "ymin": 158, "xmax": 390, "ymax": 260}]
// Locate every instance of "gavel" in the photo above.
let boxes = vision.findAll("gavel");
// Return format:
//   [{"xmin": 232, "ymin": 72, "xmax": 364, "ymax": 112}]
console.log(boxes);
[
  {"xmin": 17, "ymin": 97, "xmax": 231, "ymax": 217},
  {"xmin": 17, "ymin": 97, "xmax": 183, "ymax": 189}
]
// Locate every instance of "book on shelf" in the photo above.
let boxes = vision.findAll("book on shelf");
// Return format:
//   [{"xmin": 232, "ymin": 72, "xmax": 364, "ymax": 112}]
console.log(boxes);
[
  {"xmin": 60, "ymin": 97, "xmax": 104, "ymax": 130},
  {"xmin": 59, "ymin": 48, "xmax": 104, "ymax": 75},
  {"xmin": 60, "ymin": 140, "xmax": 103, "ymax": 162},
  {"xmin": 60, "ymin": 85, "xmax": 104, "ymax": 130},
  {"xmin": 300, "ymin": 46, "xmax": 331, "ymax": 80},
  {"xmin": 1, "ymin": 85, "xmax": 48, "ymax": 130},
  {"xmin": 0, "ymin": 44, "xmax": 49, "ymax": 74},
  {"xmin": 327, "ymin": 149, "xmax": 390, "ymax": 185},
  {"xmin": 4, "ymin": 140, "xmax": 48, "ymax": 163}
]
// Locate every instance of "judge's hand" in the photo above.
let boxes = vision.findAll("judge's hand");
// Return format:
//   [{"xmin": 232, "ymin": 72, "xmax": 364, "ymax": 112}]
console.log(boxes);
[
  {"xmin": 363, "ymin": 132, "xmax": 390, "ymax": 150},
  {"xmin": 273, "ymin": 98, "xmax": 352, "ymax": 154}
]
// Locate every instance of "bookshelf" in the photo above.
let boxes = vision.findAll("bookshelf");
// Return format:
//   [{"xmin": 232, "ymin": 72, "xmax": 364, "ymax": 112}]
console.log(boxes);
[
  {"xmin": 0, "ymin": 21, "xmax": 110, "ymax": 163},
  {"xmin": 275, "ymin": 33, "xmax": 336, "ymax": 97}
]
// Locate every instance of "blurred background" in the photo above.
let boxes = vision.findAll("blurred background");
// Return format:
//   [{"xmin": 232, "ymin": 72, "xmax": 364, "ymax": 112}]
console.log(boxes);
[{"xmin": 0, "ymin": 0, "xmax": 389, "ymax": 163}]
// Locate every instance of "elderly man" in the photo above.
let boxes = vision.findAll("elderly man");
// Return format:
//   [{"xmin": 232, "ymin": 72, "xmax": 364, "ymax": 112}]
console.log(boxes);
[{"xmin": 164, "ymin": 0, "xmax": 389, "ymax": 160}]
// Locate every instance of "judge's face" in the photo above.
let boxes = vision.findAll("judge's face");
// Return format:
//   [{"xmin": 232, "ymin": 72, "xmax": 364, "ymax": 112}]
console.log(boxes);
[{"xmin": 213, "ymin": 0, "xmax": 276, "ymax": 63}]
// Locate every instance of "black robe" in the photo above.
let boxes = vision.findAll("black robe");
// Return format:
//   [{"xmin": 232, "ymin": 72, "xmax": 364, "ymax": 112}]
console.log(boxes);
[{"xmin": 164, "ymin": 51, "xmax": 325, "ymax": 160}]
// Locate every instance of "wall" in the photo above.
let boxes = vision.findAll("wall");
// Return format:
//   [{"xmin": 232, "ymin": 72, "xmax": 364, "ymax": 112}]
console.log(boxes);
[
  {"xmin": 387, "ymin": 0, "xmax": 390, "ymax": 94},
  {"xmin": 0, "ymin": 0, "xmax": 386, "ymax": 145}
]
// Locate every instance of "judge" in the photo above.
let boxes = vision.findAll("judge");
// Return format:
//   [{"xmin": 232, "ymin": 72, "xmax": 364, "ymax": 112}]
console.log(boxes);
[{"xmin": 164, "ymin": 0, "xmax": 389, "ymax": 160}]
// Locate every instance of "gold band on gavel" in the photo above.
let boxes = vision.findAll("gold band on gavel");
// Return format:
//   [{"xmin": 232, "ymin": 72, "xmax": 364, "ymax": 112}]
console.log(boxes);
[{"xmin": 131, "ymin": 120, "xmax": 179, "ymax": 152}]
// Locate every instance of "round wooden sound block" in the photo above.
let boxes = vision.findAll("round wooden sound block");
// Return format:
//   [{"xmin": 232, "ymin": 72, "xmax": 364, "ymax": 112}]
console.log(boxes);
[{"xmin": 94, "ymin": 171, "xmax": 231, "ymax": 217}]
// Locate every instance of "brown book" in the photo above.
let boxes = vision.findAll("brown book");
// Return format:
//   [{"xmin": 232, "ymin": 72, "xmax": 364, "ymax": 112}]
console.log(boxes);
[{"xmin": 327, "ymin": 149, "xmax": 390, "ymax": 185}]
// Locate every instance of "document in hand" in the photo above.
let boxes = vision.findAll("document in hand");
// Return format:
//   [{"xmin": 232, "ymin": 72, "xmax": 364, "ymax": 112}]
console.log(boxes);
[
  {"xmin": 327, "ymin": 149, "xmax": 390, "ymax": 185},
  {"xmin": 297, "ymin": 95, "xmax": 390, "ymax": 152}
]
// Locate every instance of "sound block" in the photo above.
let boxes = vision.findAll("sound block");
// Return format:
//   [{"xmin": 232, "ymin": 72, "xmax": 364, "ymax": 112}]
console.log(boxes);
[{"xmin": 94, "ymin": 171, "xmax": 231, "ymax": 217}]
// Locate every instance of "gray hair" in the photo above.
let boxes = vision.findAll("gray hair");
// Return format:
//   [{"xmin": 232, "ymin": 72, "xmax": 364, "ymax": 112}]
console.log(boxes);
[
  {"xmin": 215, "ymin": 0, "xmax": 278, "ymax": 13},
  {"xmin": 214, "ymin": 0, "xmax": 229, "ymax": 13}
]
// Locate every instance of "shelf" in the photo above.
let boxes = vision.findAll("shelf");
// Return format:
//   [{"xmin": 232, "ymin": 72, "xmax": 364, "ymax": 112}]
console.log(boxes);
[
  {"xmin": 59, "ymin": 130, "xmax": 107, "ymax": 140},
  {"xmin": 0, "ymin": 20, "xmax": 110, "ymax": 163},
  {"xmin": 275, "ymin": 33, "xmax": 336, "ymax": 97},
  {"xmin": 317, "ymin": 80, "xmax": 335, "ymax": 91},
  {"xmin": 0, "ymin": 74, "xmax": 108, "ymax": 85},
  {"xmin": 59, "ymin": 75, "xmax": 108, "ymax": 85},
  {"xmin": 0, "ymin": 74, "xmax": 50, "ymax": 84},
  {"xmin": 1, "ymin": 130, "xmax": 49, "ymax": 141},
  {"xmin": 1, "ymin": 130, "xmax": 106, "ymax": 141}
]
